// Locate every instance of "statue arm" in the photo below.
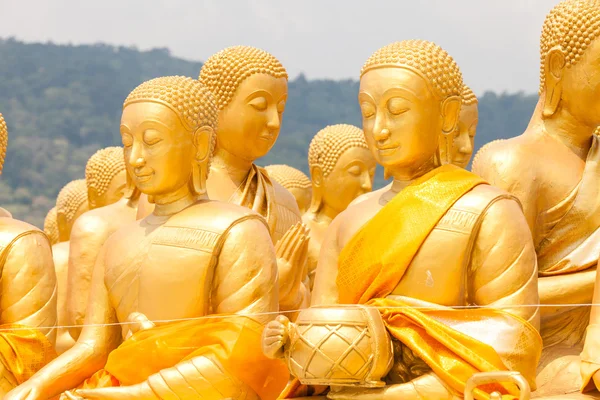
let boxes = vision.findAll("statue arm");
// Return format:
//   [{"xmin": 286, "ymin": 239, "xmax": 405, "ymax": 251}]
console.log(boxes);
[
  {"xmin": 211, "ymin": 217, "xmax": 279, "ymax": 324},
  {"xmin": 66, "ymin": 216, "xmax": 108, "ymax": 341},
  {"xmin": 15, "ymin": 243, "xmax": 121, "ymax": 397},
  {"xmin": 538, "ymin": 268, "xmax": 596, "ymax": 317},
  {"xmin": 468, "ymin": 198, "xmax": 540, "ymax": 328},
  {"xmin": 310, "ymin": 214, "xmax": 343, "ymax": 306},
  {"xmin": 0, "ymin": 232, "xmax": 57, "ymax": 343}
]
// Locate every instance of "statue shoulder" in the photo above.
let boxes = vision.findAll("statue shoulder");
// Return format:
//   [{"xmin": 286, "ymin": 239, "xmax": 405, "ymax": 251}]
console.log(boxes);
[
  {"xmin": 472, "ymin": 137, "xmax": 538, "ymax": 186},
  {"xmin": 71, "ymin": 209, "xmax": 111, "ymax": 238},
  {"xmin": 272, "ymin": 180, "xmax": 302, "ymax": 217},
  {"xmin": 0, "ymin": 217, "xmax": 48, "ymax": 248}
]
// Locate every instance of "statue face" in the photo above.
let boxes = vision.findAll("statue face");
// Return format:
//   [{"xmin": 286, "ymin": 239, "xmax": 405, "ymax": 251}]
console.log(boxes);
[
  {"xmin": 89, "ymin": 169, "xmax": 127, "ymax": 209},
  {"xmin": 217, "ymin": 73, "xmax": 287, "ymax": 161},
  {"xmin": 322, "ymin": 146, "xmax": 376, "ymax": 213},
  {"xmin": 561, "ymin": 36, "xmax": 600, "ymax": 127},
  {"xmin": 452, "ymin": 103, "xmax": 478, "ymax": 168},
  {"xmin": 359, "ymin": 67, "xmax": 441, "ymax": 173},
  {"xmin": 289, "ymin": 187, "xmax": 312, "ymax": 214},
  {"xmin": 120, "ymin": 102, "xmax": 195, "ymax": 198}
]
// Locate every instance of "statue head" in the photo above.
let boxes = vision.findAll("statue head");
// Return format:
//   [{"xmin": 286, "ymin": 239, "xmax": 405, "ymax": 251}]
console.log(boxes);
[
  {"xmin": 308, "ymin": 124, "xmax": 375, "ymax": 215},
  {"xmin": 0, "ymin": 113, "xmax": 8, "ymax": 175},
  {"xmin": 359, "ymin": 40, "xmax": 463, "ymax": 178},
  {"xmin": 121, "ymin": 76, "xmax": 217, "ymax": 204},
  {"xmin": 199, "ymin": 46, "xmax": 288, "ymax": 162},
  {"xmin": 56, "ymin": 179, "xmax": 89, "ymax": 242},
  {"xmin": 43, "ymin": 206, "xmax": 59, "ymax": 246},
  {"xmin": 85, "ymin": 146, "xmax": 127, "ymax": 210},
  {"xmin": 452, "ymin": 85, "xmax": 478, "ymax": 168},
  {"xmin": 265, "ymin": 164, "xmax": 312, "ymax": 213},
  {"xmin": 539, "ymin": 0, "xmax": 600, "ymax": 126}
]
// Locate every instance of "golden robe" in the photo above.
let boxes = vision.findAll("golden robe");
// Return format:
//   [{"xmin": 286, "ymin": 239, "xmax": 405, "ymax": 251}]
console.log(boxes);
[{"xmin": 79, "ymin": 316, "xmax": 288, "ymax": 400}]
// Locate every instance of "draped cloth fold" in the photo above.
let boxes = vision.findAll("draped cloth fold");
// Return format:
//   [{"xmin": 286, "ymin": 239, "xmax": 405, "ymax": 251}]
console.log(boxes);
[
  {"xmin": 536, "ymin": 134, "xmax": 600, "ymax": 276},
  {"xmin": 231, "ymin": 165, "xmax": 278, "ymax": 238},
  {"xmin": 0, "ymin": 324, "xmax": 56, "ymax": 384},
  {"xmin": 78, "ymin": 316, "xmax": 289, "ymax": 400}
]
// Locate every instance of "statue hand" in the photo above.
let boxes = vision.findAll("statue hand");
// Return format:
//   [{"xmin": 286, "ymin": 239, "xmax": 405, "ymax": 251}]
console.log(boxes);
[
  {"xmin": 275, "ymin": 223, "xmax": 309, "ymax": 310},
  {"xmin": 327, "ymin": 382, "xmax": 431, "ymax": 400},
  {"xmin": 593, "ymin": 370, "xmax": 600, "ymax": 392},
  {"xmin": 262, "ymin": 315, "xmax": 290, "ymax": 359}
]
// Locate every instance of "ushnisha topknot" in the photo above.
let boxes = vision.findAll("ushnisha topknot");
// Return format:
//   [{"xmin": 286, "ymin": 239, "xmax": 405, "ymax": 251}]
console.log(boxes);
[
  {"xmin": 308, "ymin": 124, "xmax": 369, "ymax": 177},
  {"xmin": 360, "ymin": 40, "xmax": 464, "ymax": 100},
  {"xmin": 56, "ymin": 179, "xmax": 88, "ymax": 226},
  {"xmin": 123, "ymin": 76, "xmax": 218, "ymax": 169},
  {"xmin": 539, "ymin": 0, "xmax": 600, "ymax": 94},
  {"xmin": 85, "ymin": 146, "xmax": 125, "ymax": 198},
  {"xmin": 199, "ymin": 46, "xmax": 288, "ymax": 110},
  {"xmin": 461, "ymin": 85, "xmax": 478, "ymax": 106},
  {"xmin": 265, "ymin": 165, "xmax": 312, "ymax": 190},
  {"xmin": 43, "ymin": 206, "xmax": 59, "ymax": 246},
  {"xmin": 0, "ymin": 113, "xmax": 8, "ymax": 174}
]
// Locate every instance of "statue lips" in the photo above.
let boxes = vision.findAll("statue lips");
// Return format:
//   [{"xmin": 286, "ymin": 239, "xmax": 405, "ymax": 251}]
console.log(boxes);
[
  {"xmin": 376, "ymin": 142, "xmax": 399, "ymax": 156},
  {"xmin": 134, "ymin": 172, "xmax": 153, "ymax": 183}
]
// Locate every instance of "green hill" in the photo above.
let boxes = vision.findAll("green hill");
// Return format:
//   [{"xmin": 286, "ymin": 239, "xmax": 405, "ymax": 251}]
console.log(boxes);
[{"xmin": 0, "ymin": 38, "xmax": 538, "ymax": 227}]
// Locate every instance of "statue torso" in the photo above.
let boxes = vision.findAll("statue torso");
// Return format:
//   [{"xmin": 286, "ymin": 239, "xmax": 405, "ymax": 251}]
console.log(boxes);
[{"xmin": 102, "ymin": 201, "xmax": 255, "ymax": 338}]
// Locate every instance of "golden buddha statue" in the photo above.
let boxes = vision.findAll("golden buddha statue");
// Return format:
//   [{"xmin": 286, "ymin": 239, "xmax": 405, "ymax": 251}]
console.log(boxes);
[
  {"xmin": 43, "ymin": 206, "xmax": 59, "ymax": 246},
  {"xmin": 5, "ymin": 76, "xmax": 288, "ymax": 400},
  {"xmin": 302, "ymin": 124, "xmax": 375, "ymax": 291},
  {"xmin": 65, "ymin": 146, "xmax": 137, "ymax": 343},
  {"xmin": 53, "ymin": 179, "xmax": 89, "ymax": 354},
  {"xmin": 0, "ymin": 113, "xmax": 57, "ymax": 397},
  {"xmin": 471, "ymin": 1, "xmax": 600, "ymax": 395},
  {"xmin": 85, "ymin": 146, "xmax": 127, "ymax": 210},
  {"xmin": 265, "ymin": 164, "xmax": 312, "ymax": 213},
  {"xmin": 450, "ymin": 85, "xmax": 478, "ymax": 168},
  {"xmin": 263, "ymin": 40, "xmax": 542, "ymax": 400},
  {"xmin": 199, "ymin": 46, "xmax": 308, "ymax": 311}
]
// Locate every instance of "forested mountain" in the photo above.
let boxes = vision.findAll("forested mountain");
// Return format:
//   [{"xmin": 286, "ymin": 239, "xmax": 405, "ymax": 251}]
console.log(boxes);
[{"xmin": 0, "ymin": 38, "xmax": 538, "ymax": 227}]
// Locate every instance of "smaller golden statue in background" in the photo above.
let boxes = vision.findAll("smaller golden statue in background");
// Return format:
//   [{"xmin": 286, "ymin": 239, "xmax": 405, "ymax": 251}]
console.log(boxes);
[
  {"xmin": 265, "ymin": 164, "xmax": 312, "ymax": 213},
  {"xmin": 0, "ymin": 113, "xmax": 57, "ymax": 397},
  {"xmin": 53, "ymin": 179, "xmax": 89, "ymax": 354},
  {"xmin": 452, "ymin": 85, "xmax": 478, "ymax": 168},
  {"xmin": 85, "ymin": 146, "xmax": 127, "ymax": 210},
  {"xmin": 200, "ymin": 46, "xmax": 309, "ymax": 312},
  {"xmin": 65, "ymin": 146, "xmax": 136, "ymax": 343},
  {"xmin": 43, "ymin": 206, "xmax": 59, "ymax": 245},
  {"xmin": 303, "ymin": 124, "xmax": 375, "ymax": 290}
]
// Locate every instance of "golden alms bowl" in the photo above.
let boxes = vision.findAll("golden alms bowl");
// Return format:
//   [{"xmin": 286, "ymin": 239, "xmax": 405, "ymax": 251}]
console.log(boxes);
[{"xmin": 285, "ymin": 305, "xmax": 394, "ymax": 387}]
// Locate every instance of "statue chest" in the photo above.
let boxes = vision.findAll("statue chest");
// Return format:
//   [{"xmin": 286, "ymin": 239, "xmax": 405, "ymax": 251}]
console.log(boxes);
[{"xmin": 104, "ymin": 225, "xmax": 221, "ymax": 328}]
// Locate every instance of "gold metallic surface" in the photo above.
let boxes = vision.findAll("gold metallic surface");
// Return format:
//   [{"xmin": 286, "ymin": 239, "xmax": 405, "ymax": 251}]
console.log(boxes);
[
  {"xmin": 0, "ymin": 113, "xmax": 57, "ymax": 397},
  {"xmin": 199, "ymin": 46, "xmax": 307, "ymax": 312},
  {"xmin": 266, "ymin": 40, "xmax": 540, "ymax": 400},
  {"xmin": 5, "ymin": 76, "xmax": 286, "ymax": 400},
  {"xmin": 43, "ymin": 206, "xmax": 59, "ymax": 246},
  {"xmin": 302, "ymin": 124, "xmax": 375, "ymax": 291},
  {"xmin": 265, "ymin": 164, "xmax": 312, "ymax": 214},
  {"xmin": 471, "ymin": 2, "xmax": 600, "ymax": 396},
  {"xmin": 449, "ymin": 85, "xmax": 478, "ymax": 168},
  {"xmin": 85, "ymin": 146, "xmax": 127, "ymax": 210}
]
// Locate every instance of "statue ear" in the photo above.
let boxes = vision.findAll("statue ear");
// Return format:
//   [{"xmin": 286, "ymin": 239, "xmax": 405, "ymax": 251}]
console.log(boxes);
[
  {"xmin": 543, "ymin": 46, "xmax": 566, "ymax": 118},
  {"xmin": 311, "ymin": 166, "xmax": 324, "ymax": 188},
  {"xmin": 193, "ymin": 126, "xmax": 213, "ymax": 163},
  {"xmin": 441, "ymin": 95, "xmax": 462, "ymax": 135},
  {"xmin": 87, "ymin": 188, "xmax": 97, "ymax": 210}
]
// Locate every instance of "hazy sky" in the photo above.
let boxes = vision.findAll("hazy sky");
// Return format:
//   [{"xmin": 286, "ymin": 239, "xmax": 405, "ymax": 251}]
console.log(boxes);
[{"xmin": 0, "ymin": 0, "xmax": 557, "ymax": 94}]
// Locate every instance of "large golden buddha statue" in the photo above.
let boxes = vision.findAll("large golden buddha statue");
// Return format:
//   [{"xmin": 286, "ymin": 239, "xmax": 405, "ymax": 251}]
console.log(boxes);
[
  {"xmin": 43, "ymin": 206, "xmax": 59, "ymax": 246},
  {"xmin": 53, "ymin": 179, "xmax": 89, "ymax": 355},
  {"xmin": 472, "ymin": 1, "xmax": 600, "ymax": 393},
  {"xmin": 65, "ymin": 146, "xmax": 138, "ymax": 343},
  {"xmin": 303, "ymin": 124, "xmax": 375, "ymax": 291},
  {"xmin": 85, "ymin": 146, "xmax": 127, "ymax": 210},
  {"xmin": 5, "ymin": 76, "xmax": 288, "ymax": 400},
  {"xmin": 265, "ymin": 164, "xmax": 312, "ymax": 213},
  {"xmin": 199, "ymin": 46, "xmax": 308, "ymax": 311},
  {"xmin": 264, "ymin": 40, "xmax": 542, "ymax": 400},
  {"xmin": 0, "ymin": 113, "xmax": 57, "ymax": 397}
]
